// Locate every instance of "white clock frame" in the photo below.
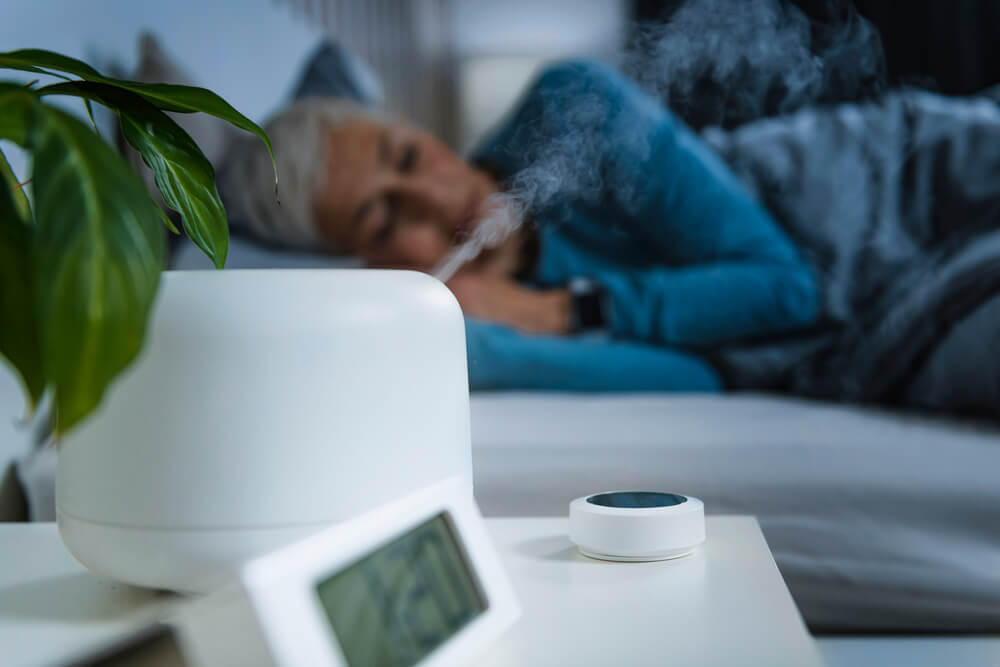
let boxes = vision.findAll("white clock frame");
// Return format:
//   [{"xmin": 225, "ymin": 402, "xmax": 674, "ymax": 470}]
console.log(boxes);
[{"xmin": 175, "ymin": 476, "xmax": 519, "ymax": 667}]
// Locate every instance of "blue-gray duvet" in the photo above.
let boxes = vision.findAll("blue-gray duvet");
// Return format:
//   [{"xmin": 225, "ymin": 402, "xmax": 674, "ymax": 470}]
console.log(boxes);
[{"xmin": 705, "ymin": 87, "xmax": 1000, "ymax": 418}]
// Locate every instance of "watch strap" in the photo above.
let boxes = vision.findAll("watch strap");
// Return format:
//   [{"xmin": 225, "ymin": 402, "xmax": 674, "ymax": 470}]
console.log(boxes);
[{"xmin": 568, "ymin": 278, "xmax": 607, "ymax": 333}]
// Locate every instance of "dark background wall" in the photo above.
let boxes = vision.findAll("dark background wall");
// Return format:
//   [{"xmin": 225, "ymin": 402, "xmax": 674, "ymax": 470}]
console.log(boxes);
[{"xmin": 631, "ymin": 0, "xmax": 1000, "ymax": 95}]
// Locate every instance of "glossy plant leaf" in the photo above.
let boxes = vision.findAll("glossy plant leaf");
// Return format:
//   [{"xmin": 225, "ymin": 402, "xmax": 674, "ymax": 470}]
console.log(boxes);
[
  {"xmin": 2, "ymin": 49, "xmax": 277, "ymax": 190},
  {"xmin": 26, "ymin": 100, "xmax": 165, "ymax": 433},
  {"xmin": 0, "ymin": 82, "xmax": 32, "ymax": 145},
  {"xmin": 0, "ymin": 145, "xmax": 30, "ymax": 221},
  {"xmin": 43, "ymin": 82, "xmax": 228, "ymax": 268},
  {"xmin": 0, "ymin": 49, "xmax": 103, "ymax": 79},
  {"xmin": 0, "ymin": 49, "xmax": 273, "ymax": 434},
  {"xmin": 155, "ymin": 206, "xmax": 181, "ymax": 234},
  {"xmin": 0, "ymin": 51, "xmax": 103, "ymax": 132},
  {"xmin": 104, "ymin": 80, "xmax": 275, "ymax": 165},
  {"xmin": 0, "ymin": 147, "xmax": 43, "ymax": 412},
  {"xmin": 81, "ymin": 97, "xmax": 98, "ymax": 133}
]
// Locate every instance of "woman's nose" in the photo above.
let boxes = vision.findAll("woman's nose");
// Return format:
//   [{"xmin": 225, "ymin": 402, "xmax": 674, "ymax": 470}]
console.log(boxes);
[{"xmin": 389, "ymin": 173, "xmax": 461, "ymax": 223}]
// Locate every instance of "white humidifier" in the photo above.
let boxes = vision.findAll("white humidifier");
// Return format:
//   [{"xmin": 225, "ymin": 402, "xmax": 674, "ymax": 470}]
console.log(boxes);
[{"xmin": 56, "ymin": 270, "xmax": 472, "ymax": 593}]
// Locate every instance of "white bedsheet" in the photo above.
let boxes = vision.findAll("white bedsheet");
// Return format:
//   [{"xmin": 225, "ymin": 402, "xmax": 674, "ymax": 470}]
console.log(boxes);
[{"xmin": 469, "ymin": 392, "xmax": 1000, "ymax": 631}]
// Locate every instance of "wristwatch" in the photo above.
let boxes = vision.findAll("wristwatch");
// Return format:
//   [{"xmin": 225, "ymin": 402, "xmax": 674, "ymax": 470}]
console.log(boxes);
[{"xmin": 567, "ymin": 277, "xmax": 608, "ymax": 333}]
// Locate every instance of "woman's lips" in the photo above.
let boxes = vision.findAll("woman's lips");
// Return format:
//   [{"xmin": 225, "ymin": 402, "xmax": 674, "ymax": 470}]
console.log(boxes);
[{"xmin": 454, "ymin": 194, "xmax": 484, "ymax": 241}]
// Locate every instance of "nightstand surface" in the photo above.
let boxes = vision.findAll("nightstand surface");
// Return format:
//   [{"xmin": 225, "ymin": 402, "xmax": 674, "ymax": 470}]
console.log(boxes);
[
  {"xmin": 0, "ymin": 517, "xmax": 822, "ymax": 666},
  {"xmin": 481, "ymin": 516, "xmax": 823, "ymax": 667},
  {"xmin": 0, "ymin": 522, "xmax": 178, "ymax": 667}
]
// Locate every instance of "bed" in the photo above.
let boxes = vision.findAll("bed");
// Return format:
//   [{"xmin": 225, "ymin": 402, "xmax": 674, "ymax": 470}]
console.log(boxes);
[{"xmin": 470, "ymin": 392, "xmax": 1000, "ymax": 632}]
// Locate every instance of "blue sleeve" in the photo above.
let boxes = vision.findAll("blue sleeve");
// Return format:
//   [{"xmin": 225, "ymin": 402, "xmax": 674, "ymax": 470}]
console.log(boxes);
[
  {"xmin": 476, "ymin": 60, "xmax": 820, "ymax": 347},
  {"xmin": 590, "ymin": 60, "xmax": 819, "ymax": 345},
  {"xmin": 595, "ymin": 262, "xmax": 817, "ymax": 347},
  {"xmin": 465, "ymin": 318, "xmax": 722, "ymax": 392}
]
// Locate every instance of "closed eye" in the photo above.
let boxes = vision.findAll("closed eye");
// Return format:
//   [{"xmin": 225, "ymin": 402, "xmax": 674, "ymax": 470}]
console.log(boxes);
[
  {"xmin": 397, "ymin": 144, "xmax": 419, "ymax": 173},
  {"xmin": 375, "ymin": 216, "xmax": 396, "ymax": 245},
  {"xmin": 374, "ymin": 197, "xmax": 398, "ymax": 246}
]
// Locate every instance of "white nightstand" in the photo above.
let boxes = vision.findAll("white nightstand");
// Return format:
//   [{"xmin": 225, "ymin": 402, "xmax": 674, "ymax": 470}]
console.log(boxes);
[
  {"xmin": 0, "ymin": 517, "xmax": 823, "ymax": 666},
  {"xmin": 482, "ymin": 516, "xmax": 823, "ymax": 667}
]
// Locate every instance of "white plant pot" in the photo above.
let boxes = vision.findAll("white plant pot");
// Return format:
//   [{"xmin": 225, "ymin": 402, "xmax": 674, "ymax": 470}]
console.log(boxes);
[{"xmin": 57, "ymin": 269, "xmax": 473, "ymax": 593}]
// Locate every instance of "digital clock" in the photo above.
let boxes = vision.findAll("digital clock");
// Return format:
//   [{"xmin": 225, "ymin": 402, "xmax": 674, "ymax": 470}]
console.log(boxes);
[
  {"xmin": 60, "ymin": 477, "xmax": 519, "ymax": 667},
  {"xmin": 313, "ymin": 512, "xmax": 487, "ymax": 665}
]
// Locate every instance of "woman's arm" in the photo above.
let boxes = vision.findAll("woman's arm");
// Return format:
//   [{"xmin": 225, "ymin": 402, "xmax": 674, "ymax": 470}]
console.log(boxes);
[
  {"xmin": 464, "ymin": 317, "xmax": 722, "ymax": 391},
  {"xmin": 447, "ymin": 273, "xmax": 570, "ymax": 335},
  {"xmin": 593, "ymin": 262, "xmax": 817, "ymax": 347},
  {"xmin": 601, "ymin": 62, "xmax": 819, "ymax": 344},
  {"xmin": 477, "ymin": 60, "xmax": 821, "ymax": 346}
]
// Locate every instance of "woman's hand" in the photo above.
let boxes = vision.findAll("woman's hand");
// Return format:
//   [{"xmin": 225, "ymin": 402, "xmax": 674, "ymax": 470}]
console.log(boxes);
[{"xmin": 447, "ymin": 273, "xmax": 571, "ymax": 335}]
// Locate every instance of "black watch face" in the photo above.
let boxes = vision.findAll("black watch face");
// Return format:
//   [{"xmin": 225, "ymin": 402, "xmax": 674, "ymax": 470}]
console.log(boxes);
[
  {"xmin": 571, "ymin": 285, "xmax": 606, "ymax": 331},
  {"xmin": 586, "ymin": 492, "xmax": 687, "ymax": 508}
]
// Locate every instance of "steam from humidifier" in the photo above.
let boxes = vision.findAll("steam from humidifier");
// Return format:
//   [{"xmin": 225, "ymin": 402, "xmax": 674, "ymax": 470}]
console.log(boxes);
[
  {"xmin": 433, "ymin": 192, "xmax": 525, "ymax": 282},
  {"xmin": 433, "ymin": 0, "xmax": 886, "ymax": 281}
]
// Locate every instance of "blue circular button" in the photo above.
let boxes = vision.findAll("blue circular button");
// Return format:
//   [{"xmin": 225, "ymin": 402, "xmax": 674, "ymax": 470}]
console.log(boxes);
[{"xmin": 586, "ymin": 491, "xmax": 687, "ymax": 509}]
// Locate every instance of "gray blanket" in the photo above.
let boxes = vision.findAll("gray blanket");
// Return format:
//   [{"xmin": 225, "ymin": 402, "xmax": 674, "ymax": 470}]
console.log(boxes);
[{"xmin": 703, "ymin": 88, "xmax": 1000, "ymax": 418}]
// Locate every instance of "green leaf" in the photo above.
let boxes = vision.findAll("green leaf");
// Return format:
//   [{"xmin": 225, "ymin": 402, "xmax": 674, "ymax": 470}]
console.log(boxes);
[
  {"xmin": 0, "ymin": 49, "xmax": 103, "ymax": 80},
  {"xmin": 0, "ymin": 82, "xmax": 35, "ymax": 145},
  {"xmin": 3, "ymin": 49, "xmax": 277, "ymax": 190},
  {"xmin": 0, "ymin": 145, "xmax": 30, "ymax": 221},
  {"xmin": 103, "ymin": 81, "xmax": 277, "ymax": 194},
  {"xmin": 25, "ymin": 100, "xmax": 165, "ymax": 433},
  {"xmin": 156, "ymin": 206, "xmax": 180, "ymax": 234},
  {"xmin": 43, "ymin": 81, "xmax": 228, "ymax": 267},
  {"xmin": 82, "ymin": 97, "xmax": 98, "ymax": 133},
  {"xmin": 119, "ymin": 104, "xmax": 227, "ymax": 266},
  {"xmin": 0, "ymin": 152, "xmax": 44, "ymax": 413}
]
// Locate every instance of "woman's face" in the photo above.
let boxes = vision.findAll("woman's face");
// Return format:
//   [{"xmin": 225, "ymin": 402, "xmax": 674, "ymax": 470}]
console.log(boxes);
[{"xmin": 313, "ymin": 117, "xmax": 498, "ymax": 271}]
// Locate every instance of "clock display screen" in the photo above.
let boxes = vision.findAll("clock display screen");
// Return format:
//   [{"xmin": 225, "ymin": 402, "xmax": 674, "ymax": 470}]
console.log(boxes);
[{"xmin": 315, "ymin": 513, "xmax": 486, "ymax": 666}]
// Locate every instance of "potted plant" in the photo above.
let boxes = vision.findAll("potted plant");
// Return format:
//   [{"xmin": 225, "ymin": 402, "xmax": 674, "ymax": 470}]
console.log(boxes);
[
  {"xmin": 0, "ymin": 48, "xmax": 274, "ymax": 435},
  {"xmin": 2, "ymin": 50, "xmax": 475, "ymax": 594}
]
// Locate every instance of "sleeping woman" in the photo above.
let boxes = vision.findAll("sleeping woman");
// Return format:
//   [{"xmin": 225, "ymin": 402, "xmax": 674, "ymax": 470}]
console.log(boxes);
[{"xmin": 220, "ymin": 60, "xmax": 1000, "ymax": 419}]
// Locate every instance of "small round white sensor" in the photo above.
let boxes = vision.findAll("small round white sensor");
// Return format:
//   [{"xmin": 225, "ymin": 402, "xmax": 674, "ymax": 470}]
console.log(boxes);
[{"xmin": 569, "ymin": 491, "xmax": 705, "ymax": 562}]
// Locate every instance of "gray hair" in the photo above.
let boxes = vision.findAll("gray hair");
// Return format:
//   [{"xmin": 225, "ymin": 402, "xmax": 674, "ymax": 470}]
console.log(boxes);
[{"xmin": 219, "ymin": 97, "xmax": 382, "ymax": 249}]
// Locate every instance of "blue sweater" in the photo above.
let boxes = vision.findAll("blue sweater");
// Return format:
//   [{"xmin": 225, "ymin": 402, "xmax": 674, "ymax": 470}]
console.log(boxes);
[{"xmin": 465, "ymin": 61, "xmax": 819, "ymax": 391}]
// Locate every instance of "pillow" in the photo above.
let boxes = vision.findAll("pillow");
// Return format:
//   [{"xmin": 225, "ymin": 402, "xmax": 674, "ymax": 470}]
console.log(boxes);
[{"xmin": 291, "ymin": 41, "xmax": 384, "ymax": 106}]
